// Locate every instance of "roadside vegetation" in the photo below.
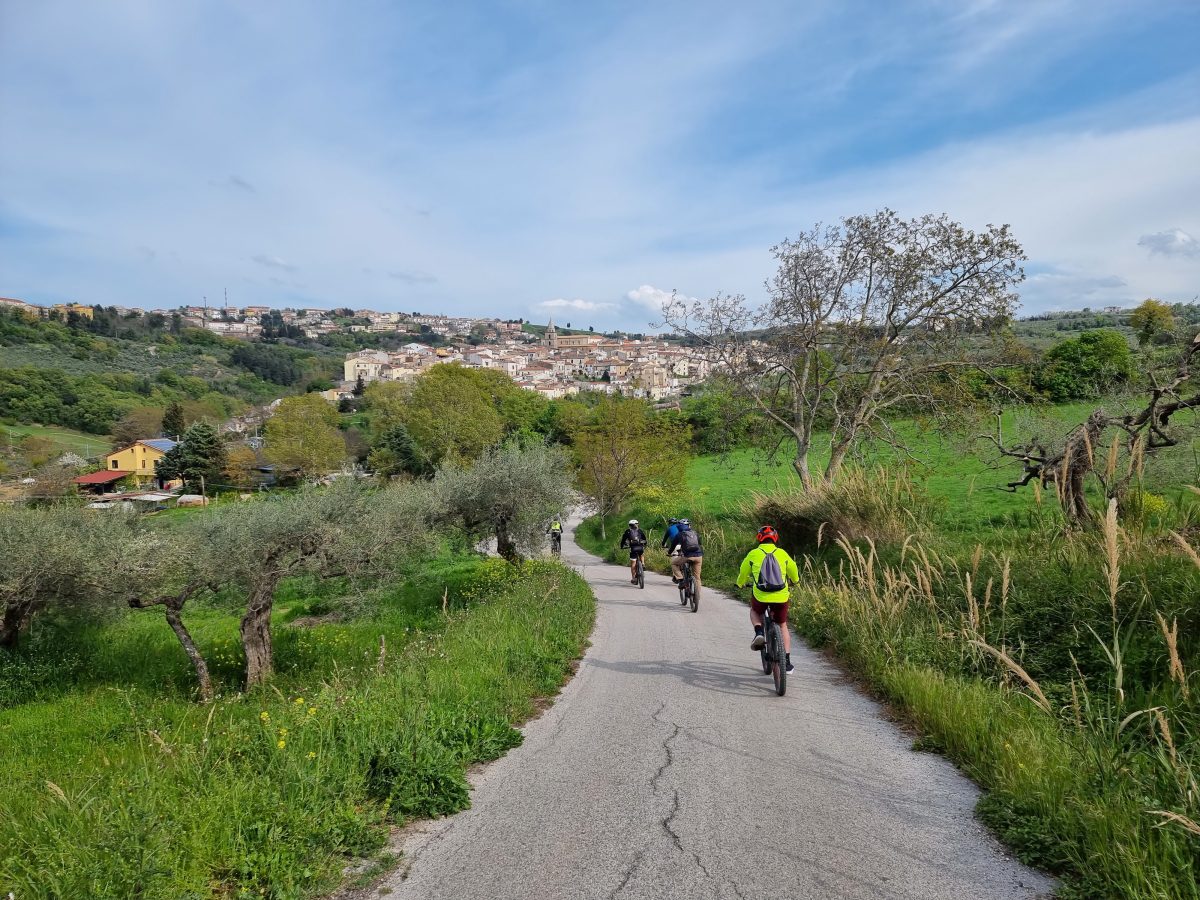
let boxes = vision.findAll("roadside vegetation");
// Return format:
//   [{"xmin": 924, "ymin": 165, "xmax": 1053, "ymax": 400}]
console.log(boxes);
[
  {"xmin": 580, "ymin": 213, "xmax": 1200, "ymax": 899},
  {"xmin": 0, "ymin": 443, "xmax": 591, "ymax": 899}
]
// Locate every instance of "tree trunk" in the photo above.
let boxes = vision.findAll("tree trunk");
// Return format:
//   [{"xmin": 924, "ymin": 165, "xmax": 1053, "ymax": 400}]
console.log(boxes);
[
  {"xmin": 240, "ymin": 583, "xmax": 277, "ymax": 688},
  {"xmin": 791, "ymin": 451, "xmax": 814, "ymax": 492},
  {"xmin": 164, "ymin": 604, "xmax": 214, "ymax": 702},
  {"xmin": 495, "ymin": 516, "xmax": 518, "ymax": 561},
  {"xmin": 0, "ymin": 601, "xmax": 34, "ymax": 649},
  {"xmin": 823, "ymin": 438, "xmax": 851, "ymax": 486}
]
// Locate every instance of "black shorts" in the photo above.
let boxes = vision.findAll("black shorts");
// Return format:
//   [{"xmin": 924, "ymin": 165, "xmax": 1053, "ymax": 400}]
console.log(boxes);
[{"xmin": 627, "ymin": 546, "xmax": 645, "ymax": 560}]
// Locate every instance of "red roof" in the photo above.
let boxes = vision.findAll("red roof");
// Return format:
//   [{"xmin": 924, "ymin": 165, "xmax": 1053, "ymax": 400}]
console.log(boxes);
[{"xmin": 74, "ymin": 470, "xmax": 133, "ymax": 485}]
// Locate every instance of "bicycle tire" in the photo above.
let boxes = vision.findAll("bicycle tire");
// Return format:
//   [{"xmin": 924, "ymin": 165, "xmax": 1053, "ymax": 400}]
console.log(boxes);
[
  {"xmin": 637, "ymin": 558, "xmax": 645, "ymax": 589},
  {"xmin": 770, "ymin": 621, "xmax": 787, "ymax": 696},
  {"xmin": 760, "ymin": 617, "xmax": 772, "ymax": 673},
  {"xmin": 689, "ymin": 581, "xmax": 698, "ymax": 612}
]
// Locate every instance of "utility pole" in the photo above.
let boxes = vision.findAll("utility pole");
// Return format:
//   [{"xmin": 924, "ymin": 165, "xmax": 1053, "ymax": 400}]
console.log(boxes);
[{"xmin": 200, "ymin": 474, "xmax": 206, "ymax": 503}]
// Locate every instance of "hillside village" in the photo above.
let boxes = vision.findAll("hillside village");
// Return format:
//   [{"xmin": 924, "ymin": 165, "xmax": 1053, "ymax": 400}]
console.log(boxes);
[
  {"xmin": 342, "ymin": 319, "xmax": 709, "ymax": 400},
  {"xmin": 0, "ymin": 295, "xmax": 709, "ymax": 400}
]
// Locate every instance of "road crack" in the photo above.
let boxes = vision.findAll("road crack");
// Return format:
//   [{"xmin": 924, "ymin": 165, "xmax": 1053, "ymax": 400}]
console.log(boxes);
[{"xmin": 649, "ymin": 702, "xmax": 718, "ymax": 885}]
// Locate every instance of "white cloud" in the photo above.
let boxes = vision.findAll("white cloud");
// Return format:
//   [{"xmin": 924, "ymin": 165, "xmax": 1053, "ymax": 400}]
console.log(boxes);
[
  {"xmin": 1138, "ymin": 228, "xmax": 1200, "ymax": 258},
  {"xmin": 252, "ymin": 254, "xmax": 297, "ymax": 272},
  {"xmin": 625, "ymin": 284, "xmax": 698, "ymax": 315},
  {"xmin": 536, "ymin": 298, "xmax": 615, "ymax": 312}
]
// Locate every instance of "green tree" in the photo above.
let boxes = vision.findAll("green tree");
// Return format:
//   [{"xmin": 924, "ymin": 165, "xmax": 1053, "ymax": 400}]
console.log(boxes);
[
  {"xmin": 264, "ymin": 394, "xmax": 347, "ymax": 478},
  {"xmin": 1033, "ymin": 330, "xmax": 1135, "ymax": 402},
  {"xmin": 369, "ymin": 423, "xmax": 428, "ymax": 478},
  {"xmin": 1129, "ymin": 298, "xmax": 1175, "ymax": 347},
  {"xmin": 375, "ymin": 365, "xmax": 508, "ymax": 466},
  {"xmin": 157, "ymin": 422, "xmax": 228, "ymax": 491},
  {"xmin": 573, "ymin": 397, "xmax": 690, "ymax": 538},
  {"xmin": 432, "ymin": 440, "xmax": 575, "ymax": 560}
]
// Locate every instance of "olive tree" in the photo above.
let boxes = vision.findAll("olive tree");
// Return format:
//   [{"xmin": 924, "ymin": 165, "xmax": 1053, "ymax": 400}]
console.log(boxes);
[
  {"xmin": 0, "ymin": 505, "xmax": 112, "ymax": 648},
  {"xmin": 663, "ymin": 210, "xmax": 1025, "ymax": 488},
  {"xmin": 431, "ymin": 440, "xmax": 575, "ymax": 560}
]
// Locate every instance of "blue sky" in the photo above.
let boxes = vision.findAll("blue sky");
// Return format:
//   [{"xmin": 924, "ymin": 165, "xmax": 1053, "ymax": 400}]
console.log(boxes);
[{"xmin": 2, "ymin": 0, "xmax": 1198, "ymax": 331}]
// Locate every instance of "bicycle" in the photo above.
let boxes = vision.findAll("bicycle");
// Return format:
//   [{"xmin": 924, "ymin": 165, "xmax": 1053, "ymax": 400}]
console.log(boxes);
[
  {"xmin": 678, "ymin": 558, "xmax": 699, "ymax": 613},
  {"xmin": 550, "ymin": 532, "xmax": 562, "ymax": 557},
  {"xmin": 759, "ymin": 608, "xmax": 786, "ymax": 696},
  {"xmin": 633, "ymin": 551, "xmax": 645, "ymax": 589}
]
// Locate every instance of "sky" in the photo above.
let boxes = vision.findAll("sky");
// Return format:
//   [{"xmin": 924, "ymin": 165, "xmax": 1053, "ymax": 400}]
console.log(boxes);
[{"xmin": 1, "ymin": 0, "xmax": 1199, "ymax": 332}]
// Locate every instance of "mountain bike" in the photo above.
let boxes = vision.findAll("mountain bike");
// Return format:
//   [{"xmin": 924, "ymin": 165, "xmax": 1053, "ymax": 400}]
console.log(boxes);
[
  {"xmin": 634, "ymin": 551, "xmax": 645, "ymax": 589},
  {"xmin": 678, "ymin": 559, "xmax": 699, "ymax": 612},
  {"xmin": 759, "ymin": 607, "xmax": 786, "ymax": 696},
  {"xmin": 550, "ymin": 532, "xmax": 561, "ymax": 557}
]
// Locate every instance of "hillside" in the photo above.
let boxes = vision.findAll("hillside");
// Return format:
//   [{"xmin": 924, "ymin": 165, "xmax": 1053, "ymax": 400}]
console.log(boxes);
[{"xmin": 0, "ymin": 308, "xmax": 342, "ymax": 434}]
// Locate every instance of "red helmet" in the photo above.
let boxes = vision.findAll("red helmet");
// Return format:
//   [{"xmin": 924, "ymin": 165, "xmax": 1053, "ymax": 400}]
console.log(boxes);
[{"xmin": 756, "ymin": 525, "xmax": 779, "ymax": 543}]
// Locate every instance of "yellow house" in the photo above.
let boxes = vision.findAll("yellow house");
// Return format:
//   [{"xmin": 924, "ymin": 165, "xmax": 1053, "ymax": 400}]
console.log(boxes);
[
  {"xmin": 51, "ymin": 303, "xmax": 94, "ymax": 319},
  {"xmin": 104, "ymin": 439, "xmax": 177, "ymax": 485}
]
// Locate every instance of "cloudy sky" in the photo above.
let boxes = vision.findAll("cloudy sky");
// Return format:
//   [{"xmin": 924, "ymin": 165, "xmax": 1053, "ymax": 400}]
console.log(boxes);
[{"xmin": 2, "ymin": 1, "xmax": 1198, "ymax": 330}]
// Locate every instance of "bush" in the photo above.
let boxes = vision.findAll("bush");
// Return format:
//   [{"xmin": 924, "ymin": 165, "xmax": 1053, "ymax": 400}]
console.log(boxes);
[{"xmin": 750, "ymin": 467, "xmax": 939, "ymax": 550}]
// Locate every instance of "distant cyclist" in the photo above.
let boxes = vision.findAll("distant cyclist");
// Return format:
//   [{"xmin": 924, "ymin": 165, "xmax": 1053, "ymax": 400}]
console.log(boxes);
[
  {"xmin": 737, "ymin": 525, "xmax": 800, "ymax": 674},
  {"xmin": 547, "ymin": 518, "xmax": 563, "ymax": 554},
  {"xmin": 618, "ymin": 518, "xmax": 647, "ymax": 584},
  {"xmin": 667, "ymin": 518, "xmax": 703, "ymax": 592},
  {"xmin": 660, "ymin": 517, "xmax": 683, "ymax": 552}
]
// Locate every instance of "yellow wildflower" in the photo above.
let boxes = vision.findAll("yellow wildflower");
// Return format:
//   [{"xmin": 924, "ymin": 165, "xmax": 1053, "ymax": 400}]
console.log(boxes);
[
  {"xmin": 294, "ymin": 697, "xmax": 305, "ymax": 705},
  {"xmin": 277, "ymin": 739, "xmax": 286, "ymax": 749},
  {"xmin": 307, "ymin": 707, "xmax": 317, "ymax": 716},
  {"xmin": 259, "ymin": 711, "xmax": 270, "ymax": 723},
  {"xmin": 307, "ymin": 752, "xmax": 316, "ymax": 760}
]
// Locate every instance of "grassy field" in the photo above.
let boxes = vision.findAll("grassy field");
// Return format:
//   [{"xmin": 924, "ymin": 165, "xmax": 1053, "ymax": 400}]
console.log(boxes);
[
  {"xmin": 0, "ymin": 422, "xmax": 112, "ymax": 458},
  {"xmin": 0, "ymin": 555, "xmax": 595, "ymax": 899},
  {"xmin": 682, "ymin": 402, "xmax": 1199, "ymax": 535},
  {"xmin": 579, "ymin": 408, "xmax": 1200, "ymax": 899}
]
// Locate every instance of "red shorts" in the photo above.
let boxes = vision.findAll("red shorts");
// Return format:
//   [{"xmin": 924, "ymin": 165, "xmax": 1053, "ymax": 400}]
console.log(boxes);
[{"xmin": 750, "ymin": 599, "xmax": 788, "ymax": 624}]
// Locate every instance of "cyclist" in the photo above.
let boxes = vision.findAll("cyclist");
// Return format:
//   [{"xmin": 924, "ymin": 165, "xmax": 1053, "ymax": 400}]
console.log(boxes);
[
  {"xmin": 736, "ymin": 525, "xmax": 800, "ymax": 674},
  {"xmin": 546, "ymin": 518, "xmax": 563, "ymax": 554},
  {"xmin": 667, "ymin": 518, "xmax": 703, "ymax": 593},
  {"xmin": 618, "ymin": 518, "xmax": 647, "ymax": 583}
]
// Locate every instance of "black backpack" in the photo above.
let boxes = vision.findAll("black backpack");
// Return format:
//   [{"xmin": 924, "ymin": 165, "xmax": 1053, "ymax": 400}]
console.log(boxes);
[{"xmin": 678, "ymin": 528, "xmax": 701, "ymax": 555}]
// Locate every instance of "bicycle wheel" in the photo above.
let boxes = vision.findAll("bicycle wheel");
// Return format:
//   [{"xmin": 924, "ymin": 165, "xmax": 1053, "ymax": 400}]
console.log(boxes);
[
  {"xmin": 689, "ymin": 580, "xmax": 698, "ymax": 612},
  {"xmin": 637, "ymin": 558, "xmax": 645, "ymax": 589},
  {"xmin": 760, "ymin": 625, "xmax": 772, "ymax": 673},
  {"xmin": 770, "ymin": 622, "xmax": 787, "ymax": 696}
]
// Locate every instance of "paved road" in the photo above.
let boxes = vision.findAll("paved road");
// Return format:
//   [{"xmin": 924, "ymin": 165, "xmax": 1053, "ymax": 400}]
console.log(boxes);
[{"xmin": 378, "ymin": 520, "xmax": 1053, "ymax": 900}]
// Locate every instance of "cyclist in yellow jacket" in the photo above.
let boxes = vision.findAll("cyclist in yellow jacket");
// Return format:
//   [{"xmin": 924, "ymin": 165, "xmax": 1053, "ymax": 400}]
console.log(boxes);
[{"xmin": 736, "ymin": 525, "xmax": 800, "ymax": 674}]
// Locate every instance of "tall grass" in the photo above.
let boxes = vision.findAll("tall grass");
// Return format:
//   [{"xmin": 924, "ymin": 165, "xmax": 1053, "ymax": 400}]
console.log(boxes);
[
  {"xmin": 0, "ymin": 558, "xmax": 594, "ymax": 899},
  {"xmin": 579, "ymin": 463, "xmax": 1200, "ymax": 898}
]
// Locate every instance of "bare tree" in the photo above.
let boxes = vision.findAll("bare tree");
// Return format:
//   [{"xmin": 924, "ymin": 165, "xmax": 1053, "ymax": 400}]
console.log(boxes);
[
  {"xmin": 663, "ymin": 210, "xmax": 1025, "ymax": 488},
  {"xmin": 989, "ymin": 331, "xmax": 1200, "ymax": 524}
]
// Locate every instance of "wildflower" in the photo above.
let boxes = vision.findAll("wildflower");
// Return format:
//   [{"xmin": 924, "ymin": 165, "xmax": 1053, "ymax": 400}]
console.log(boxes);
[
  {"xmin": 277, "ymin": 739, "xmax": 286, "ymax": 749},
  {"xmin": 259, "ymin": 711, "xmax": 270, "ymax": 723},
  {"xmin": 307, "ymin": 752, "xmax": 317, "ymax": 760},
  {"xmin": 308, "ymin": 707, "xmax": 317, "ymax": 716},
  {"xmin": 294, "ymin": 697, "xmax": 305, "ymax": 706},
  {"xmin": 278, "ymin": 728, "xmax": 289, "ymax": 737}
]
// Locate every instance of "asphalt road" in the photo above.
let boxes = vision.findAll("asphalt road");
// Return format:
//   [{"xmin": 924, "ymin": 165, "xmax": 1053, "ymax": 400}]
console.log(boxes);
[{"xmin": 378, "ymin": 520, "xmax": 1054, "ymax": 900}]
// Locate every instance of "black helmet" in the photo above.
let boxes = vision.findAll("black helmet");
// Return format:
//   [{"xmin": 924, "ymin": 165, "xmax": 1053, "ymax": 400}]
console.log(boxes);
[{"xmin": 668, "ymin": 517, "xmax": 681, "ymax": 525}]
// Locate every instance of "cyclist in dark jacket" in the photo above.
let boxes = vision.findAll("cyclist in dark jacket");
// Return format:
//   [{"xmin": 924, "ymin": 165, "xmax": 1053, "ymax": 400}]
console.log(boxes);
[
  {"xmin": 667, "ymin": 519, "xmax": 703, "ymax": 591},
  {"xmin": 619, "ymin": 519, "xmax": 647, "ymax": 584}
]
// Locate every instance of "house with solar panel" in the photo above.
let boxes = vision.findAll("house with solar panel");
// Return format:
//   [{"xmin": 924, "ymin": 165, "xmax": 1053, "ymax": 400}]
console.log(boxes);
[{"xmin": 94, "ymin": 438, "xmax": 178, "ymax": 488}]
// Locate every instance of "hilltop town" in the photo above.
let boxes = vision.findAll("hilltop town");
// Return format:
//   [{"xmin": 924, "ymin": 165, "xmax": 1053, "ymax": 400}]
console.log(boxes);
[{"xmin": 0, "ymin": 296, "xmax": 708, "ymax": 400}]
